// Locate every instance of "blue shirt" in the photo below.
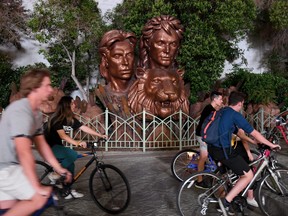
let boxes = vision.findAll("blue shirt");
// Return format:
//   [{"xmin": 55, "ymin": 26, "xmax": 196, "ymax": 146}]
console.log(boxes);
[{"xmin": 219, "ymin": 107, "xmax": 254, "ymax": 148}]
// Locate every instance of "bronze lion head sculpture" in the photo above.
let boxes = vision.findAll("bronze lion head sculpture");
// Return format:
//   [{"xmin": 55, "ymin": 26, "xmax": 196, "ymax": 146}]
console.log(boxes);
[{"xmin": 128, "ymin": 67, "xmax": 189, "ymax": 119}]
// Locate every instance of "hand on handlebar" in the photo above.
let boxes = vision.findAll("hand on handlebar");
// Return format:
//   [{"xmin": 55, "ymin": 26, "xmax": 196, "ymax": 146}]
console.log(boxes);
[
  {"xmin": 272, "ymin": 144, "xmax": 281, "ymax": 151},
  {"xmin": 54, "ymin": 167, "xmax": 72, "ymax": 183},
  {"xmin": 79, "ymin": 141, "xmax": 87, "ymax": 148},
  {"xmin": 101, "ymin": 134, "xmax": 108, "ymax": 140}
]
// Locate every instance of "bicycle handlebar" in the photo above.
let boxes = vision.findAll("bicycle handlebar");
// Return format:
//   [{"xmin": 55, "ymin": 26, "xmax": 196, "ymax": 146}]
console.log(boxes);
[
  {"xmin": 86, "ymin": 138, "xmax": 107, "ymax": 149},
  {"xmin": 257, "ymin": 143, "xmax": 281, "ymax": 154}
]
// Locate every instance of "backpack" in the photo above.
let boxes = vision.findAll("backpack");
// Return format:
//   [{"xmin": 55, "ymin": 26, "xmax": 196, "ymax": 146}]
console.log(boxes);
[
  {"xmin": 201, "ymin": 108, "xmax": 230, "ymax": 159},
  {"xmin": 201, "ymin": 109, "xmax": 222, "ymax": 147}
]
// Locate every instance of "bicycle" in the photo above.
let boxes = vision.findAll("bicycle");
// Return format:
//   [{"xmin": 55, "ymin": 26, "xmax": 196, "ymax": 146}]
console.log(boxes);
[
  {"xmin": 266, "ymin": 114, "xmax": 288, "ymax": 145},
  {"xmin": 177, "ymin": 144, "xmax": 288, "ymax": 216},
  {"xmin": 171, "ymin": 148, "xmax": 260, "ymax": 182},
  {"xmin": 35, "ymin": 139, "xmax": 131, "ymax": 214}
]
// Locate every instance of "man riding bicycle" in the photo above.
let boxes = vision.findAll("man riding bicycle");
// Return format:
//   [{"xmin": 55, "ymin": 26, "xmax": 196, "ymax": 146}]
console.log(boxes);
[
  {"xmin": 207, "ymin": 91, "xmax": 280, "ymax": 215},
  {"xmin": 0, "ymin": 68, "xmax": 71, "ymax": 216}
]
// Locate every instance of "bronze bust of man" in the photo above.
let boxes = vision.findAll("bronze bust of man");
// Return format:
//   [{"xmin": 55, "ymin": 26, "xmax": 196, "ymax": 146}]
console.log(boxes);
[
  {"xmin": 138, "ymin": 15, "xmax": 184, "ymax": 70},
  {"xmin": 96, "ymin": 30, "xmax": 137, "ymax": 118}
]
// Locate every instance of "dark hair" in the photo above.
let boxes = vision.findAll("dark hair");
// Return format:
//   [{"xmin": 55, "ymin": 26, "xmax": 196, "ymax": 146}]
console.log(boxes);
[
  {"xmin": 47, "ymin": 96, "xmax": 74, "ymax": 132},
  {"xmin": 210, "ymin": 91, "xmax": 222, "ymax": 101},
  {"xmin": 228, "ymin": 91, "xmax": 246, "ymax": 106},
  {"xmin": 20, "ymin": 68, "xmax": 51, "ymax": 97}
]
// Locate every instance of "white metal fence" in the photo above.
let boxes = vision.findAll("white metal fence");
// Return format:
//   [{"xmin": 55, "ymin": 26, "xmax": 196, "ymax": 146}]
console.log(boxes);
[{"xmin": 0, "ymin": 108, "xmax": 281, "ymax": 152}]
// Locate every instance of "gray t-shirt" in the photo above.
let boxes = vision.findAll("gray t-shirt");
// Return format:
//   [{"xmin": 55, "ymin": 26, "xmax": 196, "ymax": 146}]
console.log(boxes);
[{"xmin": 0, "ymin": 98, "xmax": 43, "ymax": 170}]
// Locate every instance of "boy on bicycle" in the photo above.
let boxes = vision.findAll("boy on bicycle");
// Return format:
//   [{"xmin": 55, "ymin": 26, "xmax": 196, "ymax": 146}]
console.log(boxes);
[
  {"xmin": 195, "ymin": 91, "xmax": 223, "ymax": 189},
  {"xmin": 0, "ymin": 68, "xmax": 71, "ymax": 216},
  {"xmin": 208, "ymin": 91, "xmax": 280, "ymax": 215}
]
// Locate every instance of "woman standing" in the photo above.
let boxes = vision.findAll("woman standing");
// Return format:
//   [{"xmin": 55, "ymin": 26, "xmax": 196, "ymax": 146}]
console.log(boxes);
[{"xmin": 44, "ymin": 96, "xmax": 107, "ymax": 199}]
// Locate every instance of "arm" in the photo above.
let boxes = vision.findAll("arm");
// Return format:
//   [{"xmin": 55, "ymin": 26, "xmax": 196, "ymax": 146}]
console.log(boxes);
[
  {"xmin": 57, "ymin": 129, "xmax": 83, "ymax": 146},
  {"xmin": 80, "ymin": 125, "xmax": 107, "ymax": 139},
  {"xmin": 250, "ymin": 129, "xmax": 280, "ymax": 149},
  {"xmin": 237, "ymin": 128, "xmax": 257, "ymax": 145},
  {"xmin": 34, "ymin": 135, "xmax": 72, "ymax": 178}
]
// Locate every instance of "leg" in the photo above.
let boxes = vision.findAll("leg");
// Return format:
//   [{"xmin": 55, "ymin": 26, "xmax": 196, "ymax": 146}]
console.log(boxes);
[
  {"xmin": 0, "ymin": 165, "xmax": 52, "ymax": 216},
  {"xmin": 3, "ymin": 190, "xmax": 52, "ymax": 216},
  {"xmin": 225, "ymin": 170, "xmax": 253, "ymax": 202},
  {"xmin": 52, "ymin": 145, "xmax": 77, "ymax": 175},
  {"xmin": 196, "ymin": 136, "xmax": 208, "ymax": 182}
]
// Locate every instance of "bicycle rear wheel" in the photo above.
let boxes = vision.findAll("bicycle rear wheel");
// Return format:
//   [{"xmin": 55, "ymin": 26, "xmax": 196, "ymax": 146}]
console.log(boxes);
[
  {"xmin": 258, "ymin": 169, "xmax": 288, "ymax": 216},
  {"xmin": 89, "ymin": 164, "xmax": 131, "ymax": 214},
  {"xmin": 35, "ymin": 160, "xmax": 53, "ymax": 184},
  {"xmin": 177, "ymin": 172, "xmax": 227, "ymax": 216},
  {"xmin": 172, "ymin": 149, "xmax": 216, "ymax": 181}
]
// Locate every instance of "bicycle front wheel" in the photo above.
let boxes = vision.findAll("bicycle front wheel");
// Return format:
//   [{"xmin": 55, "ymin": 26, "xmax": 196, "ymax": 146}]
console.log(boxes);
[
  {"xmin": 89, "ymin": 164, "xmax": 131, "ymax": 214},
  {"xmin": 35, "ymin": 160, "xmax": 53, "ymax": 185},
  {"xmin": 258, "ymin": 169, "xmax": 288, "ymax": 216},
  {"xmin": 177, "ymin": 172, "xmax": 227, "ymax": 216},
  {"xmin": 171, "ymin": 149, "xmax": 201, "ymax": 181}
]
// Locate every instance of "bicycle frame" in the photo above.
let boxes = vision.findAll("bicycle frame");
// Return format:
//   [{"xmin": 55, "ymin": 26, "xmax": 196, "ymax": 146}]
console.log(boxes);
[
  {"xmin": 187, "ymin": 154, "xmax": 217, "ymax": 172},
  {"xmin": 71, "ymin": 142, "xmax": 100, "ymax": 184},
  {"xmin": 275, "ymin": 124, "xmax": 288, "ymax": 144}
]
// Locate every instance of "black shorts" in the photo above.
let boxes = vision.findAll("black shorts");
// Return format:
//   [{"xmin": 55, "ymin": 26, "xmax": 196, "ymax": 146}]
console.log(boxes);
[{"xmin": 208, "ymin": 145, "xmax": 251, "ymax": 176}]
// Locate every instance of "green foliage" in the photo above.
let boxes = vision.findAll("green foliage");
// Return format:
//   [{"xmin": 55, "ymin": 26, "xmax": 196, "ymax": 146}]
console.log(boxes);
[
  {"xmin": 251, "ymin": 0, "xmax": 288, "ymax": 77},
  {"xmin": 222, "ymin": 67, "xmax": 288, "ymax": 109},
  {"xmin": 28, "ymin": 0, "xmax": 106, "ymax": 93},
  {"xmin": 107, "ymin": 0, "xmax": 256, "ymax": 103},
  {"xmin": 269, "ymin": 0, "xmax": 288, "ymax": 29},
  {"xmin": 0, "ymin": 55, "xmax": 26, "ymax": 107},
  {"xmin": 0, "ymin": 0, "xmax": 28, "ymax": 49}
]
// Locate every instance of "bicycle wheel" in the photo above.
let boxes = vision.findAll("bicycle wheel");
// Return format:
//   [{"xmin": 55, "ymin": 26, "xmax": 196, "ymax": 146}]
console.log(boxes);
[
  {"xmin": 177, "ymin": 172, "xmax": 227, "ymax": 216},
  {"xmin": 171, "ymin": 149, "xmax": 216, "ymax": 182},
  {"xmin": 258, "ymin": 169, "xmax": 288, "ymax": 216},
  {"xmin": 35, "ymin": 160, "xmax": 53, "ymax": 184},
  {"xmin": 89, "ymin": 164, "xmax": 131, "ymax": 214}
]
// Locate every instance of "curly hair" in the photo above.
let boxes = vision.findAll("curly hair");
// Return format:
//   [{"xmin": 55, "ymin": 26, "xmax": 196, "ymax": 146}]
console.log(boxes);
[{"xmin": 138, "ymin": 15, "xmax": 184, "ymax": 69}]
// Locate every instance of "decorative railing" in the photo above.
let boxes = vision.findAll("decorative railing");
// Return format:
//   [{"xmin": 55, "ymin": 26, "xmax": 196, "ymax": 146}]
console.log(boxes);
[{"xmin": 0, "ymin": 108, "xmax": 282, "ymax": 152}]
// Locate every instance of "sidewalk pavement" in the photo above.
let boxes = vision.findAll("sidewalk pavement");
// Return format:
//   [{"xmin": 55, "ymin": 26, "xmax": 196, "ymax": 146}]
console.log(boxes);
[{"xmin": 41, "ymin": 143, "xmax": 288, "ymax": 216}]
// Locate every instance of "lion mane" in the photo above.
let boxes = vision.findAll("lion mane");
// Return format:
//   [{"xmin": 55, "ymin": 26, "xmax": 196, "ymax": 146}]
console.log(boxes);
[{"xmin": 128, "ymin": 68, "xmax": 189, "ymax": 119}]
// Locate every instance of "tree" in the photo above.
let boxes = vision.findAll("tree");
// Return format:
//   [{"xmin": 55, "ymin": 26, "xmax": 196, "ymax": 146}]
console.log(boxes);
[
  {"xmin": 106, "ymin": 0, "xmax": 256, "ymax": 103},
  {"xmin": 0, "ymin": 55, "xmax": 25, "ymax": 107},
  {"xmin": 222, "ymin": 66, "xmax": 288, "ymax": 109},
  {"xmin": 0, "ymin": 0, "xmax": 27, "ymax": 49},
  {"xmin": 250, "ymin": 0, "xmax": 288, "ymax": 77},
  {"xmin": 29, "ymin": 0, "xmax": 106, "ymax": 101}
]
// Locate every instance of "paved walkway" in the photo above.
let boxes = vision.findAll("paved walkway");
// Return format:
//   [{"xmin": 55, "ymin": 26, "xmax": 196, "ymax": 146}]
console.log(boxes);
[{"xmin": 41, "ymin": 144, "xmax": 288, "ymax": 216}]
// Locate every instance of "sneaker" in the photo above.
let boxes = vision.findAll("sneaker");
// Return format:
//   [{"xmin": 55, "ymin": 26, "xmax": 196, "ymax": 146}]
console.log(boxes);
[
  {"xmin": 48, "ymin": 172, "xmax": 61, "ymax": 184},
  {"xmin": 195, "ymin": 180, "xmax": 210, "ymax": 189},
  {"xmin": 246, "ymin": 198, "xmax": 259, "ymax": 208},
  {"xmin": 218, "ymin": 198, "xmax": 235, "ymax": 216},
  {"xmin": 65, "ymin": 189, "xmax": 84, "ymax": 200}
]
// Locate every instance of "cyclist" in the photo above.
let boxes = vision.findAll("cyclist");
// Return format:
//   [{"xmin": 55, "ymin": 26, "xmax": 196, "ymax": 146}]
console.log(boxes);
[
  {"xmin": 0, "ymin": 68, "xmax": 71, "ymax": 216},
  {"xmin": 195, "ymin": 91, "xmax": 223, "ymax": 189},
  {"xmin": 208, "ymin": 91, "xmax": 280, "ymax": 215},
  {"xmin": 44, "ymin": 96, "xmax": 107, "ymax": 199}
]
